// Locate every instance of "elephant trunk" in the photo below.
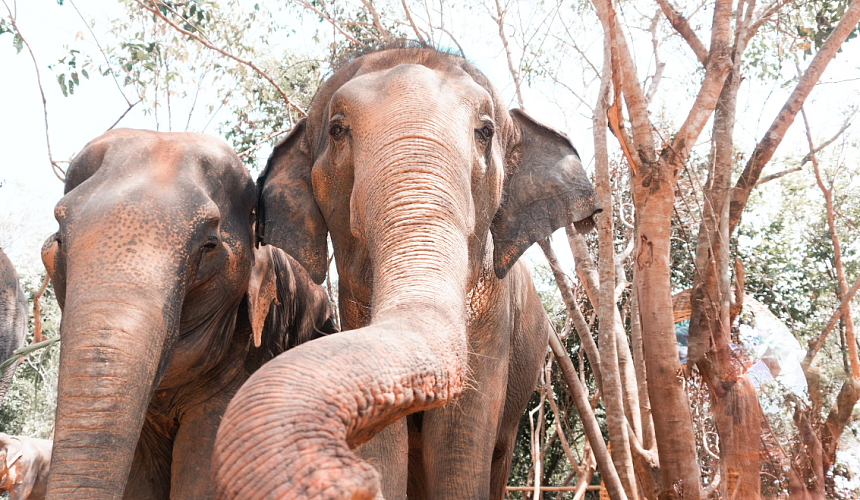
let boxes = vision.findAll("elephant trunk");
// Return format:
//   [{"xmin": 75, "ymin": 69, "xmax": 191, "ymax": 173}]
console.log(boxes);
[
  {"xmin": 214, "ymin": 139, "xmax": 470, "ymax": 499},
  {"xmin": 47, "ymin": 275, "xmax": 183, "ymax": 499}
]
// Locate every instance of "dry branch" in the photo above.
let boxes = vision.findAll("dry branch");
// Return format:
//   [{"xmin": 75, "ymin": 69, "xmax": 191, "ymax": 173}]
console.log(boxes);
[
  {"xmin": 537, "ymin": 239, "xmax": 602, "ymax": 388},
  {"xmin": 135, "ymin": 0, "xmax": 307, "ymax": 117},
  {"xmin": 548, "ymin": 331, "xmax": 627, "ymax": 500},
  {"xmin": 360, "ymin": 0, "xmax": 392, "ymax": 42},
  {"xmin": 804, "ymin": 273, "xmax": 860, "ymax": 365},
  {"xmin": 1, "ymin": 0, "xmax": 65, "ymax": 182},
  {"xmin": 491, "ymin": 0, "xmax": 524, "ymax": 108},
  {"xmin": 294, "ymin": 0, "xmax": 369, "ymax": 49},
  {"xmin": 730, "ymin": 0, "xmax": 860, "ymax": 233},
  {"xmin": 655, "ymin": 0, "xmax": 709, "ymax": 65},
  {"xmin": 32, "ymin": 275, "xmax": 49, "ymax": 344},
  {"xmin": 802, "ymin": 106, "xmax": 859, "ymax": 379},
  {"xmin": 400, "ymin": 0, "xmax": 427, "ymax": 45}
]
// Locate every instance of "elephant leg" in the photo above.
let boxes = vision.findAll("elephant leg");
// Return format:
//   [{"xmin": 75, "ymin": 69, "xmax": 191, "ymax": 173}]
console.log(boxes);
[
  {"xmin": 125, "ymin": 412, "xmax": 176, "ymax": 500},
  {"xmin": 355, "ymin": 417, "xmax": 408, "ymax": 500},
  {"xmin": 420, "ymin": 335, "xmax": 509, "ymax": 500},
  {"xmin": 490, "ymin": 272, "xmax": 552, "ymax": 500},
  {"xmin": 488, "ymin": 408, "xmax": 522, "ymax": 500},
  {"xmin": 170, "ymin": 391, "xmax": 234, "ymax": 500}
]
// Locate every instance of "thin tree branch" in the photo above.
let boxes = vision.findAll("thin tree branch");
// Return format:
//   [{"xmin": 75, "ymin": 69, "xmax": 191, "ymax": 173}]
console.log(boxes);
[
  {"xmin": 803, "ymin": 273, "xmax": 860, "ymax": 366},
  {"xmin": 666, "ymin": 0, "xmax": 733, "ymax": 165},
  {"xmin": 755, "ymin": 166, "xmax": 802, "ymax": 185},
  {"xmin": 548, "ymin": 331, "xmax": 628, "ymax": 500},
  {"xmin": 31, "ymin": 275, "xmax": 49, "ymax": 344},
  {"xmin": 644, "ymin": 10, "xmax": 667, "ymax": 105},
  {"xmin": 294, "ymin": 0, "xmax": 369, "ymax": 49},
  {"xmin": 803, "ymin": 104, "xmax": 859, "ymax": 379},
  {"xmin": 491, "ymin": 0, "xmax": 524, "ymax": 109},
  {"xmin": 730, "ymin": 0, "xmax": 860, "ymax": 233},
  {"xmin": 107, "ymin": 99, "xmax": 141, "ymax": 131},
  {"xmin": 1, "ymin": 0, "xmax": 65, "ymax": 182},
  {"xmin": 538, "ymin": 238, "xmax": 603, "ymax": 389},
  {"xmin": 655, "ymin": 0, "xmax": 709, "ymax": 65},
  {"xmin": 134, "ymin": 0, "xmax": 307, "ymax": 117},
  {"xmin": 744, "ymin": 0, "xmax": 794, "ymax": 46},
  {"xmin": 400, "ymin": 0, "xmax": 427, "ymax": 45},
  {"xmin": 237, "ymin": 127, "xmax": 293, "ymax": 158},
  {"xmin": 360, "ymin": 0, "xmax": 392, "ymax": 42},
  {"xmin": 67, "ymin": 0, "xmax": 131, "ymax": 106}
]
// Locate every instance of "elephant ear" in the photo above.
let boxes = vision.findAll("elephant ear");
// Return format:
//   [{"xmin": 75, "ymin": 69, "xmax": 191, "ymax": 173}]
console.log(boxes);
[
  {"xmin": 244, "ymin": 246, "xmax": 338, "ymax": 374},
  {"xmin": 256, "ymin": 119, "xmax": 329, "ymax": 284},
  {"xmin": 491, "ymin": 108, "xmax": 601, "ymax": 279},
  {"xmin": 246, "ymin": 244, "xmax": 286, "ymax": 348},
  {"xmin": 5, "ymin": 437, "xmax": 23, "ymax": 469}
]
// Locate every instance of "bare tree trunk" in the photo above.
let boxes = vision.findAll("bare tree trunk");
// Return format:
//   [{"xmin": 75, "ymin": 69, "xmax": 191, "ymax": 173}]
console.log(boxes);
[
  {"xmin": 594, "ymin": 42, "xmax": 638, "ymax": 499},
  {"xmin": 587, "ymin": 0, "xmax": 735, "ymax": 495},
  {"xmin": 687, "ymin": 15, "xmax": 765, "ymax": 494},
  {"xmin": 549, "ymin": 331, "xmax": 628, "ymax": 500},
  {"xmin": 566, "ymin": 232, "xmax": 642, "ymax": 444}
]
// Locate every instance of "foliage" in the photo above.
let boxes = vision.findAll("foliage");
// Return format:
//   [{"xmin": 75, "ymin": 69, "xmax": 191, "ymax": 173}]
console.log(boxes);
[{"xmin": 0, "ymin": 271, "xmax": 60, "ymax": 440}]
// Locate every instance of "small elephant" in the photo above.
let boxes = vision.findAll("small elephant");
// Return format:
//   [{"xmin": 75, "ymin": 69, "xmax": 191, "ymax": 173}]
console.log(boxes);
[
  {"xmin": 0, "ymin": 433, "xmax": 51, "ymax": 500},
  {"xmin": 0, "ymin": 248, "xmax": 28, "ymax": 406},
  {"xmin": 214, "ymin": 47, "xmax": 599, "ymax": 499},
  {"xmin": 40, "ymin": 130, "xmax": 337, "ymax": 499}
]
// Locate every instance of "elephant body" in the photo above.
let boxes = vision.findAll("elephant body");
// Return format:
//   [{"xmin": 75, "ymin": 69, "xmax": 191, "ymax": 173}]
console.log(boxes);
[
  {"xmin": 0, "ymin": 433, "xmax": 52, "ymax": 500},
  {"xmin": 215, "ymin": 47, "xmax": 600, "ymax": 499},
  {"xmin": 0, "ymin": 249, "xmax": 28, "ymax": 406},
  {"xmin": 41, "ymin": 130, "xmax": 337, "ymax": 500}
]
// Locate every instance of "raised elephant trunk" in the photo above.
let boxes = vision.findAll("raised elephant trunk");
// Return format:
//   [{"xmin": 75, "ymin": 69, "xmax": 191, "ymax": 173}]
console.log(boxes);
[
  {"xmin": 215, "ymin": 132, "xmax": 471, "ymax": 498},
  {"xmin": 47, "ymin": 258, "xmax": 186, "ymax": 499}
]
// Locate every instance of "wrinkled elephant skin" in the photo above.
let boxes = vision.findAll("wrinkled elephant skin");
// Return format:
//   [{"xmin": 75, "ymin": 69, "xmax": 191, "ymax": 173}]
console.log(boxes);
[
  {"xmin": 214, "ymin": 48, "xmax": 600, "ymax": 500},
  {"xmin": 41, "ymin": 129, "xmax": 337, "ymax": 500},
  {"xmin": 0, "ymin": 249, "xmax": 28, "ymax": 406},
  {"xmin": 0, "ymin": 433, "xmax": 52, "ymax": 500}
]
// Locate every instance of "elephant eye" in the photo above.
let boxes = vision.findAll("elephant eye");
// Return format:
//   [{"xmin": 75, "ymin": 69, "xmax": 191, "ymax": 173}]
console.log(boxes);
[
  {"xmin": 202, "ymin": 239, "xmax": 219, "ymax": 252},
  {"xmin": 476, "ymin": 123, "xmax": 494, "ymax": 143},
  {"xmin": 329, "ymin": 123, "xmax": 348, "ymax": 141}
]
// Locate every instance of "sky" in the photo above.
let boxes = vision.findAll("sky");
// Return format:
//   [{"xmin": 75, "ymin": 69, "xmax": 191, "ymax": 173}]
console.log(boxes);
[{"xmin": 1, "ymin": 0, "xmax": 859, "ymax": 281}]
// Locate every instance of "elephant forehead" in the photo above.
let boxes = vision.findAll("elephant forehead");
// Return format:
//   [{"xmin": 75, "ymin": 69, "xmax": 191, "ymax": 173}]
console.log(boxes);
[{"xmin": 333, "ymin": 63, "xmax": 490, "ymax": 114}]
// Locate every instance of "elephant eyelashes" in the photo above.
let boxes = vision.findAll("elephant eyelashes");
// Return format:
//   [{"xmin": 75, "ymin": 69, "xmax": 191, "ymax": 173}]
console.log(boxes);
[{"xmin": 328, "ymin": 123, "xmax": 348, "ymax": 141}]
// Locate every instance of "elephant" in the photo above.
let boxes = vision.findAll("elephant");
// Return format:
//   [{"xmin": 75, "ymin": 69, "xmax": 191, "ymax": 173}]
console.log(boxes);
[
  {"xmin": 0, "ymin": 433, "xmax": 52, "ymax": 500},
  {"xmin": 0, "ymin": 248, "xmax": 28, "ymax": 406},
  {"xmin": 213, "ymin": 46, "xmax": 600, "ymax": 500},
  {"xmin": 40, "ymin": 129, "xmax": 338, "ymax": 500}
]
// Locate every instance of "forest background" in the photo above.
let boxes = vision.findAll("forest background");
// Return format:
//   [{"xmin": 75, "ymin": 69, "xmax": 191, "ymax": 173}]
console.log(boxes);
[{"xmin": 1, "ymin": 0, "xmax": 859, "ymax": 498}]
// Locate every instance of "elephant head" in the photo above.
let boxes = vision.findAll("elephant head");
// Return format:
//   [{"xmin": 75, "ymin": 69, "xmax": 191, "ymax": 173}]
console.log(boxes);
[
  {"xmin": 214, "ymin": 48, "xmax": 598, "ymax": 498},
  {"xmin": 40, "ymin": 129, "xmax": 333, "ymax": 499}
]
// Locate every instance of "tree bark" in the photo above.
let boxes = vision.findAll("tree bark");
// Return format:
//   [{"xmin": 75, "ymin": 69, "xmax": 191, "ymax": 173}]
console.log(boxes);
[
  {"xmin": 594, "ymin": 43, "xmax": 639, "ymax": 499},
  {"xmin": 548, "ymin": 331, "xmax": 628, "ymax": 500}
]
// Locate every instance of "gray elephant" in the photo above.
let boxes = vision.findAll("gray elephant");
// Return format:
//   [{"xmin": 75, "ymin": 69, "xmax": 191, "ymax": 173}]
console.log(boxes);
[
  {"xmin": 213, "ymin": 46, "xmax": 599, "ymax": 499},
  {"xmin": 0, "ymin": 248, "xmax": 27, "ymax": 406},
  {"xmin": 40, "ymin": 129, "xmax": 338, "ymax": 499},
  {"xmin": 0, "ymin": 433, "xmax": 51, "ymax": 500}
]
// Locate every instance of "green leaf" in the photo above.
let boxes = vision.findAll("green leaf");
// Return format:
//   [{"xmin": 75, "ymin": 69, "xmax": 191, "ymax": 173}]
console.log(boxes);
[
  {"xmin": 71, "ymin": 72, "xmax": 79, "ymax": 85},
  {"xmin": 13, "ymin": 33, "xmax": 23, "ymax": 54},
  {"xmin": 81, "ymin": 68, "xmax": 89, "ymax": 79}
]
